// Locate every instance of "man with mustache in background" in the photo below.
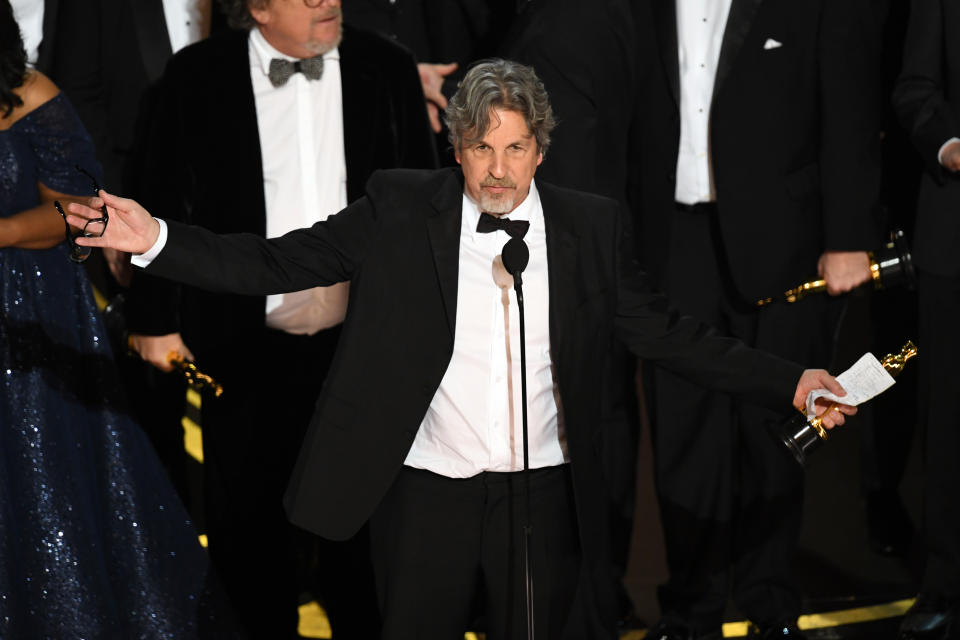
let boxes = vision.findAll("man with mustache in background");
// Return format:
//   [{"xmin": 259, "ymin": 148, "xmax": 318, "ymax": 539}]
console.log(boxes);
[{"xmin": 123, "ymin": 0, "xmax": 437, "ymax": 636}]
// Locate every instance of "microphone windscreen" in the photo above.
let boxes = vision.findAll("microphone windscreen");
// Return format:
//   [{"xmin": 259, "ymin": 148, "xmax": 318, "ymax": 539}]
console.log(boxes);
[{"xmin": 501, "ymin": 237, "xmax": 529, "ymax": 275}]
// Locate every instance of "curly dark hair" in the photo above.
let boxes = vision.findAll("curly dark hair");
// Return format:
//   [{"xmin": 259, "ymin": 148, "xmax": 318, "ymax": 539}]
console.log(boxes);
[
  {"xmin": 0, "ymin": 0, "xmax": 27, "ymax": 118},
  {"xmin": 217, "ymin": 0, "xmax": 269, "ymax": 31}
]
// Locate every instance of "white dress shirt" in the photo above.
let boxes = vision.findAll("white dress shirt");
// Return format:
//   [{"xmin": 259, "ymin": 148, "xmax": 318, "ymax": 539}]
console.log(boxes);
[
  {"xmin": 162, "ymin": 0, "xmax": 207, "ymax": 53},
  {"xmin": 249, "ymin": 27, "xmax": 349, "ymax": 335},
  {"xmin": 134, "ymin": 181, "xmax": 568, "ymax": 479},
  {"xmin": 404, "ymin": 181, "xmax": 568, "ymax": 478},
  {"xmin": 11, "ymin": 0, "xmax": 43, "ymax": 67},
  {"xmin": 674, "ymin": 0, "xmax": 732, "ymax": 205}
]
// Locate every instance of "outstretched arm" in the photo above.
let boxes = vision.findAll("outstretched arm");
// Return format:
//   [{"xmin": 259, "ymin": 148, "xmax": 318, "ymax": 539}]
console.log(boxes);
[{"xmin": 67, "ymin": 183, "xmax": 377, "ymax": 297}]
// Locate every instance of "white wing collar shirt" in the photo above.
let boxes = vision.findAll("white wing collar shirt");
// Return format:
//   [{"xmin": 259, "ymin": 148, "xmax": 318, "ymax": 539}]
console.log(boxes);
[
  {"xmin": 249, "ymin": 27, "xmax": 349, "ymax": 335},
  {"xmin": 675, "ymin": 0, "xmax": 732, "ymax": 205},
  {"xmin": 404, "ymin": 180, "xmax": 569, "ymax": 478},
  {"xmin": 162, "ymin": 0, "xmax": 208, "ymax": 53}
]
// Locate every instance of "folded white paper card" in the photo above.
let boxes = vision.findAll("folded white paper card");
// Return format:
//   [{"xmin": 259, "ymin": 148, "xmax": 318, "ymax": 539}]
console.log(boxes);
[{"xmin": 805, "ymin": 352, "xmax": 896, "ymax": 419}]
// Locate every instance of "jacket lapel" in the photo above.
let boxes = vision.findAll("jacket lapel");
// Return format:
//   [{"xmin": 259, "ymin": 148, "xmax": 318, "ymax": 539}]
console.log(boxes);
[
  {"xmin": 426, "ymin": 171, "xmax": 464, "ymax": 336},
  {"xmin": 132, "ymin": 0, "xmax": 174, "ymax": 84},
  {"xmin": 339, "ymin": 26, "xmax": 378, "ymax": 202},
  {"xmin": 217, "ymin": 32, "xmax": 267, "ymax": 234},
  {"xmin": 537, "ymin": 182, "xmax": 579, "ymax": 358},
  {"xmin": 714, "ymin": 0, "xmax": 763, "ymax": 99},
  {"xmin": 653, "ymin": 0, "xmax": 680, "ymax": 108}
]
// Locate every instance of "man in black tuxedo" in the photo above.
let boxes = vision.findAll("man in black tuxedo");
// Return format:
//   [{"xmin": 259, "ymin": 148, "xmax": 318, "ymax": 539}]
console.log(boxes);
[
  {"xmin": 123, "ymin": 0, "xmax": 436, "ymax": 636},
  {"xmin": 628, "ymin": 1, "xmax": 883, "ymax": 638},
  {"xmin": 893, "ymin": 0, "xmax": 960, "ymax": 635},
  {"xmin": 69, "ymin": 58, "xmax": 855, "ymax": 639}
]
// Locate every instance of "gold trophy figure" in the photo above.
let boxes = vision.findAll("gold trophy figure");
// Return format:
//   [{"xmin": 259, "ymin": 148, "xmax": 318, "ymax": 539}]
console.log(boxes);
[
  {"xmin": 166, "ymin": 351, "xmax": 224, "ymax": 398},
  {"xmin": 771, "ymin": 341, "xmax": 917, "ymax": 466},
  {"xmin": 756, "ymin": 229, "xmax": 915, "ymax": 307}
]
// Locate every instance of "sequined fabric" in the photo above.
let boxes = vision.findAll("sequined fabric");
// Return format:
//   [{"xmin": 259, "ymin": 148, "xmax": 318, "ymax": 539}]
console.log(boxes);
[{"xmin": 0, "ymin": 94, "xmax": 228, "ymax": 638}]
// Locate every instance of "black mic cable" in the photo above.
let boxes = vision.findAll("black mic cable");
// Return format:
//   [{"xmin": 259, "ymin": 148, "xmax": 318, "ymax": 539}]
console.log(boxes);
[{"xmin": 501, "ymin": 237, "xmax": 534, "ymax": 640}]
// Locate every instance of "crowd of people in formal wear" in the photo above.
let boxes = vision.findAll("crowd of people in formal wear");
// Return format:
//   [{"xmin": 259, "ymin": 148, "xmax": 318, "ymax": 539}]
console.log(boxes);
[{"xmin": 1, "ymin": 0, "xmax": 958, "ymax": 639}]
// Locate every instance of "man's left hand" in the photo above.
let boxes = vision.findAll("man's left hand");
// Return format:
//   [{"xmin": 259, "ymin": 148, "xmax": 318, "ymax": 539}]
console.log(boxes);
[
  {"xmin": 418, "ymin": 62, "xmax": 458, "ymax": 133},
  {"xmin": 793, "ymin": 368, "xmax": 857, "ymax": 428},
  {"xmin": 817, "ymin": 250, "xmax": 872, "ymax": 295}
]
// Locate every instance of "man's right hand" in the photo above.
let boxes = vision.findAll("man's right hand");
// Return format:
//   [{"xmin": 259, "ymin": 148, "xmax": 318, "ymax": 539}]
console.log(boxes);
[
  {"xmin": 942, "ymin": 140, "xmax": 960, "ymax": 172},
  {"xmin": 66, "ymin": 190, "xmax": 161, "ymax": 255},
  {"xmin": 129, "ymin": 332, "xmax": 194, "ymax": 373}
]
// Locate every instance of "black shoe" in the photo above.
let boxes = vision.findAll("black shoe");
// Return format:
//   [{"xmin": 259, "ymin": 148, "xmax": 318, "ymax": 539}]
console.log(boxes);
[
  {"xmin": 751, "ymin": 621, "xmax": 807, "ymax": 639},
  {"xmin": 646, "ymin": 619, "xmax": 722, "ymax": 640},
  {"xmin": 866, "ymin": 489, "xmax": 913, "ymax": 556},
  {"xmin": 899, "ymin": 593, "xmax": 960, "ymax": 639}
]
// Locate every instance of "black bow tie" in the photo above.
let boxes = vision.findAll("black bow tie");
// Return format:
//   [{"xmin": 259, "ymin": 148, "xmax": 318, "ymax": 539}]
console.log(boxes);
[
  {"xmin": 268, "ymin": 55, "xmax": 324, "ymax": 87},
  {"xmin": 476, "ymin": 212, "xmax": 529, "ymax": 238}
]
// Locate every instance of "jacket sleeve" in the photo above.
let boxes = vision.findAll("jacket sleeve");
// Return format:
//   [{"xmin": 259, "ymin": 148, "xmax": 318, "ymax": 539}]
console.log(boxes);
[
  {"xmin": 612, "ymin": 207, "xmax": 802, "ymax": 409},
  {"xmin": 893, "ymin": 0, "xmax": 958, "ymax": 182},
  {"xmin": 144, "ymin": 172, "xmax": 390, "ymax": 296}
]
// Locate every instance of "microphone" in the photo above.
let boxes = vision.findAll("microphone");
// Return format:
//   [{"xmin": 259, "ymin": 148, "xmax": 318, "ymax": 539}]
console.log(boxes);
[
  {"xmin": 501, "ymin": 237, "xmax": 529, "ymax": 289},
  {"xmin": 500, "ymin": 234, "xmax": 535, "ymax": 639}
]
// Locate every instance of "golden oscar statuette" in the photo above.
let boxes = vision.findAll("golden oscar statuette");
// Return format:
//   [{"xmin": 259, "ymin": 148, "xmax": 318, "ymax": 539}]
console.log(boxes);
[
  {"xmin": 166, "ymin": 352, "xmax": 224, "ymax": 398},
  {"xmin": 756, "ymin": 229, "xmax": 915, "ymax": 307},
  {"xmin": 770, "ymin": 341, "xmax": 917, "ymax": 466}
]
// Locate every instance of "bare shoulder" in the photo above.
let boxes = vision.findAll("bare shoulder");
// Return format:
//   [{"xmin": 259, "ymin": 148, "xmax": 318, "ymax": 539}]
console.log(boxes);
[
  {"xmin": 19, "ymin": 71, "xmax": 60, "ymax": 110},
  {"xmin": 0, "ymin": 71, "xmax": 60, "ymax": 129}
]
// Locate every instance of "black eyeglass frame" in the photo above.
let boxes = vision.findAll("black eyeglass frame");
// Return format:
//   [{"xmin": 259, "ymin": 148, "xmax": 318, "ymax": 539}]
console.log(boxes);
[{"xmin": 53, "ymin": 165, "xmax": 109, "ymax": 263}]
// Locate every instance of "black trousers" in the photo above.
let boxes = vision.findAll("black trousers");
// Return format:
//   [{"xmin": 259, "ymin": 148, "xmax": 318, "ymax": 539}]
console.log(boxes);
[
  {"xmin": 199, "ymin": 326, "xmax": 379, "ymax": 639},
  {"xmin": 917, "ymin": 269, "xmax": 960, "ymax": 598},
  {"xmin": 369, "ymin": 465, "xmax": 581, "ymax": 640},
  {"xmin": 647, "ymin": 205, "xmax": 840, "ymax": 630}
]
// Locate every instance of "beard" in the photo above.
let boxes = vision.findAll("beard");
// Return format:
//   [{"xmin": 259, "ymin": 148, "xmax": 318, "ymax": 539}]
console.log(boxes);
[
  {"xmin": 304, "ymin": 11, "xmax": 343, "ymax": 55},
  {"xmin": 478, "ymin": 177, "xmax": 517, "ymax": 214}
]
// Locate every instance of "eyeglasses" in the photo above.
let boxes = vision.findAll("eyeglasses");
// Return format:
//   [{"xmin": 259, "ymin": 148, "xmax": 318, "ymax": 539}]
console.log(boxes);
[{"xmin": 53, "ymin": 165, "xmax": 109, "ymax": 263}]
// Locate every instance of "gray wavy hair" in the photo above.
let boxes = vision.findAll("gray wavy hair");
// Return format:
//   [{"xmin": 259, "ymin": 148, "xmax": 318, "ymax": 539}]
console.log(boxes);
[{"xmin": 444, "ymin": 59, "xmax": 556, "ymax": 155}]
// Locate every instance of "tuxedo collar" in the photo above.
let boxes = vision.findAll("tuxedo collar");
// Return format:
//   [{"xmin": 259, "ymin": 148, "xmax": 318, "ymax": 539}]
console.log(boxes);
[
  {"xmin": 714, "ymin": 0, "xmax": 764, "ymax": 100},
  {"xmin": 424, "ymin": 169, "xmax": 580, "ymax": 352},
  {"xmin": 131, "ymin": 0, "xmax": 174, "ymax": 84},
  {"xmin": 655, "ymin": 0, "xmax": 765, "ymax": 107}
]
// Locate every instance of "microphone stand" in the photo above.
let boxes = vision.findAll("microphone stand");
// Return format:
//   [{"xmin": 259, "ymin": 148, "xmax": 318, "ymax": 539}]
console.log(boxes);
[{"xmin": 502, "ymin": 237, "xmax": 534, "ymax": 640}]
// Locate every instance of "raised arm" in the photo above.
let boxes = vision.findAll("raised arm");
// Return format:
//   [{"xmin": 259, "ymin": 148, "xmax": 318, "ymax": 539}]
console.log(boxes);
[{"xmin": 66, "ymin": 185, "xmax": 379, "ymax": 297}]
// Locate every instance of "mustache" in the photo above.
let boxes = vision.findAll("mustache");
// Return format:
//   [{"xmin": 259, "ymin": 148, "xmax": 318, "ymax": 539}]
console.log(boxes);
[
  {"xmin": 313, "ymin": 6, "xmax": 342, "ymax": 22},
  {"xmin": 480, "ymin": 177, "xmax": 517, "ymax": 188}
]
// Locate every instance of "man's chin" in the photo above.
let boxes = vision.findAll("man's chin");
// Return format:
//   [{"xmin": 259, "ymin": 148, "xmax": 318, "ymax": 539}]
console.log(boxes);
[
  {"xmin": 479, "ymin": 196, "xmax": 516, "ymax": 215},
  {"xmin": 306, "ymin": 25, "xmax": 342, "ymax": 55}
]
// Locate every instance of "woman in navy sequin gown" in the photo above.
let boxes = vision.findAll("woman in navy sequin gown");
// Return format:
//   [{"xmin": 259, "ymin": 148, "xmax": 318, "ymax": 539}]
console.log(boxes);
[{"xmin": 0, "ymin": 4, "xmax": 234, "ymax": 638}]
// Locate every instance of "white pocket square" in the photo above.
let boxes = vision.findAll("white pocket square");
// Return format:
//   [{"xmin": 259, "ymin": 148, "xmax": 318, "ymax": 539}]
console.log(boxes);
[{"xmin": 763, "ymin": 38, "xmax": 783, "ymax": 50}]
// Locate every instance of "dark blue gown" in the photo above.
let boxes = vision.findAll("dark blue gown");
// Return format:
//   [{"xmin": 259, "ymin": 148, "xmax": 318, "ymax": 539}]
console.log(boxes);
[{"xmin": 0, "ymin": 94, "xmax": 227, "ymax": 638}]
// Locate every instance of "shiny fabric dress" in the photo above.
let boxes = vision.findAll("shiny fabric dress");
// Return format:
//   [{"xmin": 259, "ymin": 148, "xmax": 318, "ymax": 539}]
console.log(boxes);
[{"xmin": 0, "ymin": 94, "xmax": 227, "ymax": 638}]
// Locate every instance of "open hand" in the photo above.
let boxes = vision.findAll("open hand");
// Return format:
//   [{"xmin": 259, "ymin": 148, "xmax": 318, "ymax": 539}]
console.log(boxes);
[
  {"xmin": 66, "ymin": 190, "xmax": 161, "ymax": 255},
  {"xmin": 418, "ymin": 62, "xmax": 458, "ymax": 133}
]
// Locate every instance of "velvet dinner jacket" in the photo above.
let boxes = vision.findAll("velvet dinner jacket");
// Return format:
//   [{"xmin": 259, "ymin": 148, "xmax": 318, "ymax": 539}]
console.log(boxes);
[
  {"xmin": 628, "ymin": 0, "xmax": 883, "ymax": 303},
  {"xmin": 126, "ymin": 26, "xmax": 437, "ymax": 349},
  {"xmin": 142, "ymin": 168, "xmax": 803, "ymax": 547}
]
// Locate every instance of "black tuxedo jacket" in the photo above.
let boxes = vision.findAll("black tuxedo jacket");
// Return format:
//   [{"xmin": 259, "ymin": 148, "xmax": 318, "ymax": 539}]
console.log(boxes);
[
  {"xmin": 629, "ymin": 0, "xmax": 883, "ymax": 302},
  {"xmin": 893, "ymin": 0, "xmax": 960, "ymax": 277},
  {"xmin": 40, "ymin": 0, "xmax": 179, "ymax": 190},
  {"xmin": 501, "ymin": 0, "xmax": 638, "ymax": 207},
  {"xmin": 143, "ymin": 167, "xmax": 803, "ymax": 631},
  {"xmin": 126, "ymin": 26, "xmax": 437, "ymax": 356}
]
